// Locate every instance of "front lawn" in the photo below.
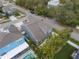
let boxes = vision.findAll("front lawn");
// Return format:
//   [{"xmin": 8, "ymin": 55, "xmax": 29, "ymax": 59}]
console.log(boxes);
[{"xmin": 54, "ymin": 43, "xmax": 76, "ymax": 59}]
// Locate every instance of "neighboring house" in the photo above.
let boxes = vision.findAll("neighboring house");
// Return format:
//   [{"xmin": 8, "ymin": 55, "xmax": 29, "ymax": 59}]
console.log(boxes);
[
  {"xmin": 72, "ymin": 50, "xmax": 79, "ymax": 59},
  {"xmin": 76, "ymin": 26, "xmax": 79, "ymax": 32},
  {"xmin": 48, "ymin": 0, "xmax": 60, "ymax": 8},
  {"xmin": 0, "ymin": 32, "xmax": 36, "ymax": 59},
  {"xmin": 8, "ymin": 0, "xmax": 16, "ymax": 2},
  {"xmin": 74, "ymin": 51, "xmax": 79, "ymax": 59},
  {"xmin": 0, "ymin": 0, "xmax": 10, "ymax": 7},
  {"xmin": 8, "ymin": 24, "xmax": 22, "ymax": 34},
  {"xmin": 0, "ymin": 0, "xmax": 3, "ymax": 7},
  {"xmin": 0, "ymin": 0, "xmax": 5, "ymax": 7},
  {"xmin": 21, "ymin": 16, "xmax": 53, "ymax": 45},
  {"xmin": 67, "ymin": 41, "xmax": 79, "ymax": 59},
  {"xmin": 2, "ymin": 5, "xmax": 17, "ymax": 16}
]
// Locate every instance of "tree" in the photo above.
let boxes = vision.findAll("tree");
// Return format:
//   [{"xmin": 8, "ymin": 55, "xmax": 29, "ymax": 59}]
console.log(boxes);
[
  {"xmin": 57, "ymin": 0, "xmax": 79, "ymax": 27},
  {"xmin": 35, "ymin": 6, "xmax": 48, "ymax": 16}
]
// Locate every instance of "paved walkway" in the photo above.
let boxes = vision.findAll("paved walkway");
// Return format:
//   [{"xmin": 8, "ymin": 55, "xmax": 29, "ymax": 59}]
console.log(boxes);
[{"xmin": 71, "ymin": 31, "xmax": 79, "ymax": 41}]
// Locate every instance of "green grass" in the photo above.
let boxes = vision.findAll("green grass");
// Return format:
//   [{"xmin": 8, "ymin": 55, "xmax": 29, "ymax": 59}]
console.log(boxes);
[{"xmin": 54, "ymin": 43, "xmax": 76, "ymax": 59}]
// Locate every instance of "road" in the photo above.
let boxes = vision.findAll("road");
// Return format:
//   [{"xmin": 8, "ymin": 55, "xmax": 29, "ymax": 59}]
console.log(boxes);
[
  {"xmin": 0, "ymin": 4, "xmax": 79, "ymax": 41},
  {"xmin": 15, "ymin": 5, "xmax": 79, "ymax": 41}
]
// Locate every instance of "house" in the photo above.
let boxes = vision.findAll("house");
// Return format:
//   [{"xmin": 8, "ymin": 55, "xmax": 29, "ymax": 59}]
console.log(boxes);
[
  {"xmin": 48, "ymin": 0, "xmax": 60, "ymax": 8},
  {"xmin": 74, "ymin": 51, "xmax": 79, "ymax": 59},
  {"xmin": 8, "ymin": 22, "xmax": 25, "ymax": 34},
  {"xmin": 7, "ymin": 23, "xmax": 28, "ymax": 40},
  {"xmin": 21, "ymin": 16, "xmax": 53, "ymax": 45},
  {"xmin": 0, "ymin": 0, "xmax": 10, "ymax": 7},
  {"xmin": 0, "ymin": 0, "xmax": 3, "ymax": 7},
  {"xmin": 2, "ymin": 4, "xmax": 17, "ymax": 16},
  {"xmin": 8, "ymin": 0, "xmax": 16, "ymax": 2},
  {"xmin": 0, "ymin": 32, "xmax": 36, "ymax": 59},
  {"xmin": 76, "ymin": 26, "xmax": 79, "ymax": 32},
  {"xmin": 8, "ymin": 24, "xmax": 22, "ymax": 34},
  {"xmin": 72, "ymin": 50, "xmax": 79, "ymax": 59},
  {"xmin": 0, "ymin": 0, "xmax": 5, "ymax": 7}
]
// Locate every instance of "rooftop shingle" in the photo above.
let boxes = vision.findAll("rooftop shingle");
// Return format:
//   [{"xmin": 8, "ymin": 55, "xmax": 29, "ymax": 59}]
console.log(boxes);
[
  {"xmin": 0, "ymin": 32, "xmax": 22, "ymax": 48},
  {"xmin": 22, "ymin": 15, "xmax": 53, "ymax": 45}
]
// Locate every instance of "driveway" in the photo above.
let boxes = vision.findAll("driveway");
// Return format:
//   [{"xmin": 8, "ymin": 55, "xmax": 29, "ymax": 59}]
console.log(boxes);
[{"xmin": 71, "ymin": 31, "xmax": 79, "ymax": 41}]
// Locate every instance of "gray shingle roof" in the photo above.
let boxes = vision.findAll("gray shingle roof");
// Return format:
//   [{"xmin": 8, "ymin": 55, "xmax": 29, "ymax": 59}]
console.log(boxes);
[
  {"xmin": 22, "ymin": 15, "xmax": 53, "ymax": 45},
  {"xmin": 8, "ymin": 24, "xmax": 21, "ymax": 34},
  {"xmin": 0, "ymin": 32, "xmax": 22, "ymax": 48},
  {"xmin": 25, "ymin": 22, "xmax": 45, "ymax": 43}
]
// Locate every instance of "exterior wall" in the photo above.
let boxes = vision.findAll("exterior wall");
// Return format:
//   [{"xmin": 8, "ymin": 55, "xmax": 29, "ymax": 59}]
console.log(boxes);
[
  {"xmin": 2, "ymin": 5, "xmax": 16, "ymax": 16},
  {"xmin": 0, "ymin": 0, "xmax": 2, "ymax": 7},
  {"xmin": 0, "ymin": 0, "xmax": 5, "ymax": 7}
]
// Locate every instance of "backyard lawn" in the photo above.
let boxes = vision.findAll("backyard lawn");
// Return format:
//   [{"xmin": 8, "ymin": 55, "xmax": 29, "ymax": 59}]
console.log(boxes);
[{"xmin": 54, "ymin": 43, "xmax": 76, "ymax": 59}]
